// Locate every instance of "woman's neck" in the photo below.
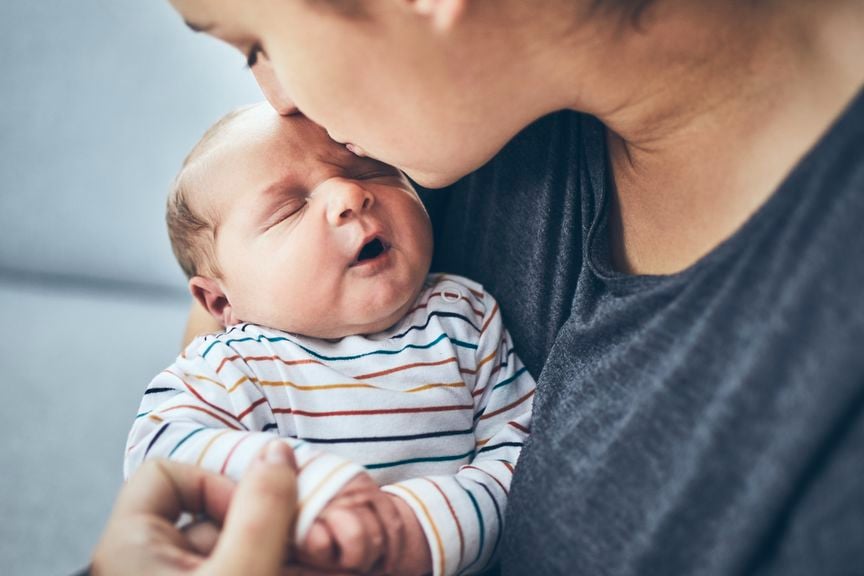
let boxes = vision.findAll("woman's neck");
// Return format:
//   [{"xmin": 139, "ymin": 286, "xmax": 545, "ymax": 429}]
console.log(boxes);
[{"xmin": 544, "ymin": 0, "xmax": 864, "ymax": 274}]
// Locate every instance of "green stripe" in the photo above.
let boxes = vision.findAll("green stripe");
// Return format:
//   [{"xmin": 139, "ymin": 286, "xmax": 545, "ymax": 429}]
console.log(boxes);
[
  {"xmin": 168, "ymin": 427, "xmax": 206, "ymax": 457},
  {"xmin": 492, "ymin": 366, "xmax": 529, "ymax": 391},
  {"xmin": 364, "ymin": 449, "xmax": 475, "ymax": 470},
  {"xmin": 203, "ymin": 332, "xmax": 476, "ymax": 360},
  {"xmin": 458, "ymin": 480, "xmax": 485, "ymax": 572}
]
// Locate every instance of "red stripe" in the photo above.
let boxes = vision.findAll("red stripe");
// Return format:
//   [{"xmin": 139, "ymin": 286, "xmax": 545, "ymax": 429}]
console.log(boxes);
[
  {"xmin": 354, "ymin": 357, "xmax": 458, "ymax": 380},
  {"xmin": 462, "ymin": 465, "xmax": 509, "ymax": 495},
  {"xmin": 423, "ymin": 477, "xmax": 465, "ymax": 567},
  {"xmin": 177, "ymin": 378, "xmax": 245, "ymax": 426},
  {"xmin": 219, "ymin": 434, "xmax": 255, "ymax": 474},
  {"xmin": 508, "ymin": 421, "xmax": 531, "ymax": 434},
  {"xmin": 160, "ymin": 405, "xmax": 243, "ymax": 429},
  {"xmin": 236, "ymin": 397, "xmax": 269, "ymax": 420},
  {"xmin": 480, "ymin": 303, "xmax": 499, "ymax": 335},
  {"xmin": 480, "ymin": 389, "xmax": 535, "ymax": 421}
]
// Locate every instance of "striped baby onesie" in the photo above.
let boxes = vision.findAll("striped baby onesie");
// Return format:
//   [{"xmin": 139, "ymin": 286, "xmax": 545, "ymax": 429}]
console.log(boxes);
[{"xmin": 125, "ymin": 274, "xmax": 535, "ymax": 575}]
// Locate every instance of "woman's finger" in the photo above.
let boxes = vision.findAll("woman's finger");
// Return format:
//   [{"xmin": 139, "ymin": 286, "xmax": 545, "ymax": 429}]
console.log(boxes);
[
  {"xmin": 112, "ymin": 459, "xmax": 237, "ymax": 524},
  {"xmin": 208, "ymin": 442, "xmax": 298, "ymax": 576}
]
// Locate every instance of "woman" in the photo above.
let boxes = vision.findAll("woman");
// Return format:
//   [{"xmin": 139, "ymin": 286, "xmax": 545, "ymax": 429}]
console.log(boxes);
[{"xmin": 95, "ymin": 0, "xmax": 864, "ymax": 573}]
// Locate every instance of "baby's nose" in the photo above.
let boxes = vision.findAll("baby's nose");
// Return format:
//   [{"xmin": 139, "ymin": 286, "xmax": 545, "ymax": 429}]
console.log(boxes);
[{"xmin": 325, "ymin": 179, "xmax": 374, "ymax": 225}]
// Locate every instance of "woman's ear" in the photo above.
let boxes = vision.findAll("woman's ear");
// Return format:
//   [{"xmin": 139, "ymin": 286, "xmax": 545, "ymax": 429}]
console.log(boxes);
[
  {"xmin": 409, "ymin": 0, "xmax": 467, "ymax": 31},
  {"xmin": 189, "ymin": 276, "xmax": 239, "ymax": 328}
]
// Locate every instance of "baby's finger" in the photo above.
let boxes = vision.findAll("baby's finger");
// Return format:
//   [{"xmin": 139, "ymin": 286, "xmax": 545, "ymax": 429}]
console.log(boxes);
[
  {"xmin": 328, "ymin": 505, "xmax": 384, "ymax": 573},
  {"xmin": 182, "ymin": 519, "xmax": 221, "ymax": 556},
  {"xmin": 370, "ymin": 495, "xmax": 405, "ymax": 575},
  {"xmin": 297, "ymin": 518, "xmax": 338, "ymax": 568}
]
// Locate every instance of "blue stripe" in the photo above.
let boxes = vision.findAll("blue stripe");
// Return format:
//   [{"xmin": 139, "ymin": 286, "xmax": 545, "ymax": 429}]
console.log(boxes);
[
  {"xmin": 168, "ymin": 427, "xmax": 206, "ymax": 457},
  {"xmin": 476, "ymin": 480, "xmax": 503, "ymax": 567},
  {"xmin": 303, "ymin": 428, "xmax": 474, "ymax": 445},
  {"xmin": 491, "ymin": 366, "xmax": 528, "ymax": 391},
  {"xmin": 364, "ymin": 449, "xmax": 475, "ymax": 470},
  {"xmin": 390, "ymin": 311, "xmax": 481, "ymax": 340},
  {"xmin": 477, "ymin": 442, "xmax": 524, "ymax": 455},
  {"xmin": 136, "ymin": 410, "xmax": 151, "ymax": 419},
  {"xmin": 144, "ymin": 387, "xmax": 176, "ymax": 395},
  {"xmin": 457, "ymin": 478, "xmax": 485, "ymax": 573},
  {"xmin": 203, "ymin": 331, "xmax": 476, "ymax": 360},
  {"xmin": 143, "ymin": 423, "xmax": 170, "ymax": 458}
]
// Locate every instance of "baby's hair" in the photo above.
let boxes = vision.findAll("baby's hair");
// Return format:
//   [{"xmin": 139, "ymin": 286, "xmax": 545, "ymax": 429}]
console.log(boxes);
[{"xmin": 166, "ymin": 104, "xmax": 258, "ymax": 279}]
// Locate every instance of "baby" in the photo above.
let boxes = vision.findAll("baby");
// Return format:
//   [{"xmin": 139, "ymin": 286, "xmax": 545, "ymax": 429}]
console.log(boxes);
[{"xmin": 125, "ymin": 103, "xmax": 535, "ymax": 576}]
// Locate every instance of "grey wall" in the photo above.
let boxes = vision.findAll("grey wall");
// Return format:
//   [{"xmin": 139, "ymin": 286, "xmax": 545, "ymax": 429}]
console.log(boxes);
[
  {"xmin": 0, "ymin": 0, "xmax": 262, "ymax": 290},
  {"xmin": 0, "ymin": 1, "xmax": 267, "ymax": 573}
]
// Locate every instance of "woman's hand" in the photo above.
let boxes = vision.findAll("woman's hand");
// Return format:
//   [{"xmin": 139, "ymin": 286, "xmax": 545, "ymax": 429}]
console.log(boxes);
[{"xmin": 91, "ymin": 442, "xmax": 298, "ymax": 576}]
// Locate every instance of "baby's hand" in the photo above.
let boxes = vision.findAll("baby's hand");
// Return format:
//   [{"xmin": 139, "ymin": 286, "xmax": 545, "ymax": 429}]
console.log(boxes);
[{"xmin": 297, "ymin": 473, "xmax": 431, "ymax": 575}]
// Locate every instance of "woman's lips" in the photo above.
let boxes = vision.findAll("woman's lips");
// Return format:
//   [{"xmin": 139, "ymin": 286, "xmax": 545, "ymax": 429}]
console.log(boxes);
[{"xmin": 345, "ymin": 143, "xmax": 367, "ymax": 157}]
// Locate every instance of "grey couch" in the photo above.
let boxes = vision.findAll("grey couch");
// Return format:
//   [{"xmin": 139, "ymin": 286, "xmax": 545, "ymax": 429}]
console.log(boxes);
[{"xmin": 0, "ymin": 2, "xmax": 263, "ymax": 573}]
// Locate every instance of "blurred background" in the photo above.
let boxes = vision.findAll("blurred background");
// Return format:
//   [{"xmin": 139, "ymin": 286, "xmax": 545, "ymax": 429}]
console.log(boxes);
[{"xmin": 0, "ymin": 1, "xmax": 262, "ymax": 573}]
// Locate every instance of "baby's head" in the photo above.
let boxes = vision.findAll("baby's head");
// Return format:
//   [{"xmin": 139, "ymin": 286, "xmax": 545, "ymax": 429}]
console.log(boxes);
[{"xmin": 168, "ymin": 103, "xmax": 433, "ymax": 339}]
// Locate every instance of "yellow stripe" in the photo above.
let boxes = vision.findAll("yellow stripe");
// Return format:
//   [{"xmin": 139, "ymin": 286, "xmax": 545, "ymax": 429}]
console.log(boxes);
[
  {"xmin": 190, "ymin": 374, "xmax": 227, "ymax": 390},
  {"xmin": 148, "ymin": 414, "xmax": 164, "ymax": 423},
  {"xmin": 195, "ymin": 430, "xmax": 230, "ymax": 466},
  {"xmin": 475, "ymin": 350, "xmax": 497, "ymax": 371},
  {"xmin": 260, "ymin": 381, "xmax": 377, "ymax": 392},
  {"xmin": 227, "ymin": 376, "xmax": 253, "ymax": 393},
  {"xmin": 404, "ymin": 381, "xmax": 466, "ymax": 393},
  {"xmin": 299, "ymin": 460, "xmax": 355, "ymax": 509},
  {"xmin": 391, "ymin": 483, "xmax": 445, "ymax": 576}
]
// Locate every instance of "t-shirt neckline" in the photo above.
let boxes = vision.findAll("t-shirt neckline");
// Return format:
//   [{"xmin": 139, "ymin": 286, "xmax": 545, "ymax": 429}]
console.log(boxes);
[{"xmin": 584, "ymin": 83, "xmax": 864, "ymax": 295}]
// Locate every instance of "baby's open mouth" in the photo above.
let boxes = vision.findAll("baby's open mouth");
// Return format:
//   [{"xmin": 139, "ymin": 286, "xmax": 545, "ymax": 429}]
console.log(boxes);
[{"xmin": 352, "ymin": 237, "xmax": 389, "ymax": 265}]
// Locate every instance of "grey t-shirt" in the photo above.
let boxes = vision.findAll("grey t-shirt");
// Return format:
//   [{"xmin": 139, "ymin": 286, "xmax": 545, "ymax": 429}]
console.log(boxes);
[{"xmin": 421, "ymin": 86, "xmax": 864, "ymax": 575}]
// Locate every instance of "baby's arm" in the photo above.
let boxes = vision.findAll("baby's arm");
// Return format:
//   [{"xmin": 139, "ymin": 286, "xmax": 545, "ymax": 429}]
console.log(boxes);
[
  {"xmin": 301, "ymin": 293, "xmax": 535, "ymax": 576},
  {"xmin": 299, "ymin": 472, "xmax": 432, "ymax": 575},
  {"xmin": 380, "ymin": 298, "xmax": 534, "ymax": 576},
  {"xmin": 124, "ymin": 336, "xmax": 365, "ymax": 542}
]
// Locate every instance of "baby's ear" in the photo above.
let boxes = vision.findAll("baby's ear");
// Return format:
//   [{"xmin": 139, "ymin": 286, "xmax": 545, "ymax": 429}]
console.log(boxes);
[{"xmin": 189, "ymin": 276, "xmax": 236, "ymax": 327}]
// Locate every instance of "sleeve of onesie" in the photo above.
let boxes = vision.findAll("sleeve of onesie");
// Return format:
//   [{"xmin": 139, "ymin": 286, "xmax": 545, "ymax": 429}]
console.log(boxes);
[
  {"xmin": 123, "ymin": 335, "xmax": 365, "ymax": 542},
  {"xmin": 382, "ymin": 291, "xmax": 535, "ymax": 576}
]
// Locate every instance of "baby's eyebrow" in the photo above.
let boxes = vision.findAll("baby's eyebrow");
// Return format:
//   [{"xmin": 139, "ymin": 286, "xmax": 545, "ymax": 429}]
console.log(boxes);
[{"xmin": 252, "ymin": 176, "xmax": 302, "ymax": 221}]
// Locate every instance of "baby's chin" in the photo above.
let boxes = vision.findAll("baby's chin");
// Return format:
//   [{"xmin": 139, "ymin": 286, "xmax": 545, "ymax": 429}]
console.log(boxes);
[{"xmin": 270, "ymin": 293, "xmax": 420, "ymax": 340}]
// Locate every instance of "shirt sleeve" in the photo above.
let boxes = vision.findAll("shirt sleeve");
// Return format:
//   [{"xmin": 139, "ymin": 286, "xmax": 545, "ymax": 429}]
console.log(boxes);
[
  {"xmin": 382, "ymin": 293, "xmax": 535, "ymax": 576},
  {"xmin": 123, "ymin": 338, "xmax": 365, "ymax": 541}
]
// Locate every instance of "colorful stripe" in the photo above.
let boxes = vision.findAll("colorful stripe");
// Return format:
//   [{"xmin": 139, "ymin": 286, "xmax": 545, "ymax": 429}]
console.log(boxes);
[
  {"xmin": 300, "ymin": 428, "xmax": 474, "ymax": 445},
  {"xmin": 272, "ymin": 403, "xmax": 474, "ymax": 418},
  {"xmin": 365, "ymin": 449, "xmax": 475, "ymax": 470},
  {"xmin": 391, "ymin": 483, "xmax": 446, "ymax": 576}
]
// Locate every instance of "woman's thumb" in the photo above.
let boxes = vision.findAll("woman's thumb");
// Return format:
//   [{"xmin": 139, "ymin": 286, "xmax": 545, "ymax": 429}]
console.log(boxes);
[{"xmin": 208, "ymin": 442, "xmax": 298, "ymax": 576}]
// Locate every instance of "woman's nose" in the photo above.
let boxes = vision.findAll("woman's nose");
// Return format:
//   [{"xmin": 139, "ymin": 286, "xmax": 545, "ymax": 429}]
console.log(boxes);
[
  {"xmin": 251, "ymin": 56, "xmax": 298, "ymax": 116},
  {"xmin": 325, "ymin": 180, "xmax": 374, "ymax": 226}
]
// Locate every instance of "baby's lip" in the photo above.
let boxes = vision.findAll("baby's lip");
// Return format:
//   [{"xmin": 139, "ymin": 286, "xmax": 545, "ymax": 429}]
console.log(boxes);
[{"xmin": 350, "ymin": 230, "xmax": 391, "ymax": 267}]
